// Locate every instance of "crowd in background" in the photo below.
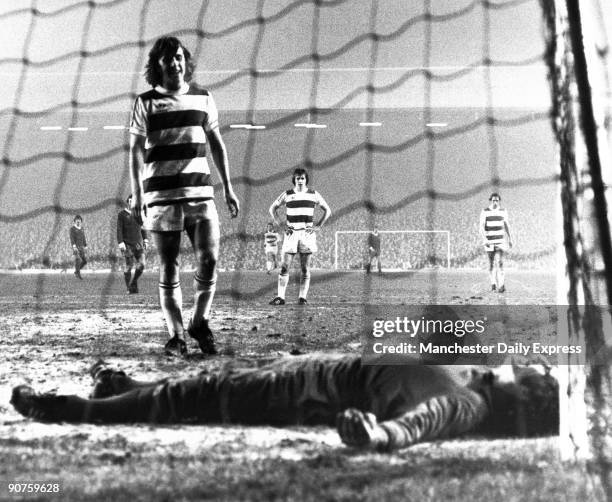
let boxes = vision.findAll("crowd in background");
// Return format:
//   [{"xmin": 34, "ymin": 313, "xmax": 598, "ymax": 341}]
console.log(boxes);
[{"xmin": 1, "ymin": 197, "xmax": 556, "ymax": 271}]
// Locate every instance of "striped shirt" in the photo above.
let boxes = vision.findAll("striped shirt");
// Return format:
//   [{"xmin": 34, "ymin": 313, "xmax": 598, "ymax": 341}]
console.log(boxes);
[
  {"xmin": 129, "ymin": 83, "xmax": 218, "ymax": 207},
  {"xmin": 264, "ymin": 231, "xmax": 280, "ymax": 247},
  {"xmin": 274, "ymin": 188, "xmax": 327, "ymax": 230},
  {"xmin": 480, "ymin": 206, "xmax": 509, "ymax": 250}
]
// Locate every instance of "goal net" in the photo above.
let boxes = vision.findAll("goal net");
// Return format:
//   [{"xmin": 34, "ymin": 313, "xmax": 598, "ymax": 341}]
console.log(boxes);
[{"xmin": 334, "ymin": 230, "xmax": 450, "ymax": 270}]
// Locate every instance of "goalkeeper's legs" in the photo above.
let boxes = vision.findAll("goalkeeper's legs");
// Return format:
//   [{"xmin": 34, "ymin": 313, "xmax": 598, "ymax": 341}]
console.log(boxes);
[{"xmin": 11, "ymin": 374, "xmax": 222, "ymax": 424}]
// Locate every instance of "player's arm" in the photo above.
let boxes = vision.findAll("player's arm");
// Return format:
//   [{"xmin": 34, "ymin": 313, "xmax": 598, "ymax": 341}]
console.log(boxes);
[
  {"xmin": 129, "ymin": 133, "xmax": 146, "ymax": 226},
  {"xmin": 312, "ymin": 193, "xmax": 331, "ymax": 231},
  {"xmin": 69, "ymin": 228, "xmax": 77, "ymax": 251},
  {"xmin": 336, "ymin": 390, "xmax": 488, "ymax": 451},
  {"xmin": 478, "ymin": 210, "xmax": 487, "ymax": 245},
  {"xmin": 207, "ymin": 126, "xmax": 239, "ymax": 218},
  {"xmin": 268, "ymin": 193, "xmax": 286, "ymax": 230},
  {"xmin": 117, "ymin": 212, "xmax": 126, "ymax": 251},
  {"xmin": 504, "ymin": 217, "xmax": 514, "ymax": 248}
]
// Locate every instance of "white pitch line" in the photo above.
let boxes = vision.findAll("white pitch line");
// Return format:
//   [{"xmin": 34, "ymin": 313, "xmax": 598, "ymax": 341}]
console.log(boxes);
[
  {"xmin": 359, "ymin": 122, "xmax": 382, "ymax": 127},
  {"xmin": 294, "ymin": 123, "xmax": 327, "ymax": 128},
  {"xmin": 40, "ymin": 126, "xmax": 62, "ymax": 131},
  {"xmin": 103, "ymin": 125, "xmax": 126, "ymax": 130}
]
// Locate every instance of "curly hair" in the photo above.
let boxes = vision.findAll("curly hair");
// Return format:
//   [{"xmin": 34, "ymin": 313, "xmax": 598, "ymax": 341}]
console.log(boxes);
[
  {"xmin": 474, "ymin": 366, "xmax": 559, "ymax": 438},
  {"xmin": 144, "ymin": 36, "xmax": 195, "ymax": 87}
]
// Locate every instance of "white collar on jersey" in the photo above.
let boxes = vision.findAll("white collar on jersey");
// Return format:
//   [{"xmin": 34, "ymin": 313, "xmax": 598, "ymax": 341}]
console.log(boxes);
[{"xmin": 154, "ymin": 83, "xmax": 190, "ymax": 96}]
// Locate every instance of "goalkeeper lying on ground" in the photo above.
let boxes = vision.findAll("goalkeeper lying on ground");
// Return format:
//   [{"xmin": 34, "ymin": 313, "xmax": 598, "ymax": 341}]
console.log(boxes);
[{"xmin": 10, "ymin": 354, "xmax": 558, "ymax": 450}]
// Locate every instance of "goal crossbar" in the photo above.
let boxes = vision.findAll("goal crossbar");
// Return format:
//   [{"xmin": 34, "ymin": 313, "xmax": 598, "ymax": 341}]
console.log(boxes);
[{"xmin": 334, "ymin": 230, "xmax": 451, "ymax": 270}]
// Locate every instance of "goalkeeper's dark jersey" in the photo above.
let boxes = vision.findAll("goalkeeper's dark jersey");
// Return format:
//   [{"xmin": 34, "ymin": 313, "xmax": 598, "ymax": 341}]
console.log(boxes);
[{"xmin": 138, "ymin": 354, "xmax": 489, "ymax": 449}]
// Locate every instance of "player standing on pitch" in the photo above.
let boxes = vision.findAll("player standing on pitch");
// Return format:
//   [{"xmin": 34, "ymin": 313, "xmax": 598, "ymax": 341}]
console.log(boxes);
[
  {"xmin": 117, "ymin": 195, "xmax": 149, "ymax": 294},
  {"xmin": 269, "ymin": 168, "xmax": 331, "ymax": 305},
  {"xmin": 264, "ymin": 222, "xmax": 280, "ymax": 274},
  {"xmin": 69, "ymin": 215, "xmax": 87, "ymax": 280},
  {"xmin": 129, "ymin": 36, "xmax": 240, "ymax": 356},
  {"xmin": 479, "ymin": 192, "xmax": 513, "ymax": 292},
  {"xmin": 365, "ymin": 227, "xmax": 382, "ymax": 274}
]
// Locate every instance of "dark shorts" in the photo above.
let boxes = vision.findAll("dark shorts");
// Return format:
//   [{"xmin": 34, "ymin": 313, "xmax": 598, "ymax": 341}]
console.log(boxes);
[{"xmin": 124, "ymin": 243, "xmax": 144, "ymax": 260}]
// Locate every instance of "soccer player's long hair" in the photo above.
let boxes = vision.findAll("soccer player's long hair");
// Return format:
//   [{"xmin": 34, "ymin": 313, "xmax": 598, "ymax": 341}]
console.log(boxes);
[
  {"xmin": 292, "ymin": 168, "xmax": 309, "ymax": 185},
  {"xmin": 144, "ymin": 36, "xmax": 196, "ymax": 87}
]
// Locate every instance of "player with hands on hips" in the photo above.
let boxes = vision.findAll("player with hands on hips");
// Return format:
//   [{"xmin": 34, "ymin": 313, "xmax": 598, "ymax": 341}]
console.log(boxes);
[{"xmin": 268, "ymin": 168, "xmax": 331, "ymax": 306}]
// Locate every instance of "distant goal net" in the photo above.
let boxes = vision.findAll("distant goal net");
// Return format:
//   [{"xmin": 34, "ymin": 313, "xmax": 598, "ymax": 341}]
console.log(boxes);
[{"xmin": 333, "ymin": 231, "xmax": 451, "ymax": 271}]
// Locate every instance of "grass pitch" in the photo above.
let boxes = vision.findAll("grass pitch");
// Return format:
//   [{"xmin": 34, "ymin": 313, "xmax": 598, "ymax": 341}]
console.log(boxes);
[{"xmin": 0, "ymin": 269, "xmax": 604, "ymax": 501}]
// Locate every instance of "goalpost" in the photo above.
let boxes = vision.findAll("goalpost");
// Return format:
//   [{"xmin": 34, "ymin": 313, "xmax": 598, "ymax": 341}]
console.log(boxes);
[{"xmin": 333, "ymin": 230, "xmax": 451, "ymax": 270}]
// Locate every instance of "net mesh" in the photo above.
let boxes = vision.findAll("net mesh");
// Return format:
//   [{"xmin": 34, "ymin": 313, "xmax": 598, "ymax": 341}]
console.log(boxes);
[
  {"xmin": 539, "ymin": 0, "xmax": 612, "ymax": 488},
  {"xmin": 2, "ymin": 0, "xmax": 612, "ymax": 492},
  {"xmin": 0, "ymin": 0, "xmax": 557, "ymax": 278}
]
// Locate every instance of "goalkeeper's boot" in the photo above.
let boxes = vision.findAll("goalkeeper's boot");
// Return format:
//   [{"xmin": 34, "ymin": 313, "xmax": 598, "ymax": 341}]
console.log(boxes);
[
  {"xmin": 269, "ymin": 296, "xmax": 285, "ymax": 305},
  {"xmin": 11, "ymin": 385, "xmax": 66, "ymax": 422},
  {"xmin": 298, "ymin": 297, "xmax": 308, "ymax": 305},
  {"xmin": 188, "ymin": 319, "xmax": 218, "ymax": 356},
  {"xmin": 498, "ymin": 285, "xmax": 506, "ymax": 293}
]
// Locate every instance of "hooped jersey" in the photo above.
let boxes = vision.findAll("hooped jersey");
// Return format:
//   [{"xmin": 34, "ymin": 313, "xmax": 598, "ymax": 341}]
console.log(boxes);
[
  {"xmin": 264, "ymin": 231, "xmax": 280, "ymax": 248},
  {"xmin": 273, "ymin": 188, "xmax": 327, "ymax": 230},
  {"xmin": 129, "ymin": 83, "xmax": 219, "ymax": 207},
  {"xmin": 480, "ymin": 206, "xmax": 509, "ymax": 250}
]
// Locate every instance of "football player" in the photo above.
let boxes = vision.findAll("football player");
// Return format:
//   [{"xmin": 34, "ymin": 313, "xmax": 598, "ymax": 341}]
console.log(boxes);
[
  {"xmin": 268, "ymin": 168, "xmax": 331, "ymax": 305},
  {"xmin": 479, "ymin": 193, "xmax": 513, "ymax": 293},
  {"xmin": 117, "ymin": 195, "xmax": 149, "ymax": 294},
  {"xmin": 263, "ymin": 222, "xmax": 280, "ymax": 274},
  {"xmin": 11, "ymin": 355, "xmax": 558, "ymax": 450}
]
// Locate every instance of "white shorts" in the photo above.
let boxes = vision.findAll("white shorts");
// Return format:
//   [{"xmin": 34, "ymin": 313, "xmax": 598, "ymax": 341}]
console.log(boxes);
[
  {"xmin": 281, "ymin": 229, "xmax": 317, "ymax": 254},
  {"xmin": 144, "ymin": 200, "xmax": 219, "ymax": 232},
  {"xmin": 265, "ymin": 245, "xmax": 278, "ymax": 255}
]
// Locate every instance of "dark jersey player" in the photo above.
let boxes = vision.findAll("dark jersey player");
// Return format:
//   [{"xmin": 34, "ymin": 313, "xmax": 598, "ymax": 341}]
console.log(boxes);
[
  {"xmin": 69, "ymin": 215, "xmax": 87, "ymax": 279},
  {"xmin": 117, "ymin": 195, "xmax": 149, "ymax": 294},
  {"xmin": 11, "ymin": 354, "xmax": 558, "ymax": 451},
  {"xmin": 366, "ymin": 228, "xmax": 382, "ymax": 274}
]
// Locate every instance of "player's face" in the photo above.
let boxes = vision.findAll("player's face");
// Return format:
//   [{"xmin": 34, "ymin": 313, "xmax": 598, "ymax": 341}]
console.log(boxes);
[
  {"xmin": 294, "ymin": 174, "xmax": 307, "ymax": 188},
  {"xmin": 74, "ymin": 219, "xmax": 82, "ymax": 228},
  {"xmin": 490, "ymin": 196, "xmax": 500, "ymax": 209},
  {"xmin": 159, "ymin": 47, "xmax": 186, "ymax": 90}
]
